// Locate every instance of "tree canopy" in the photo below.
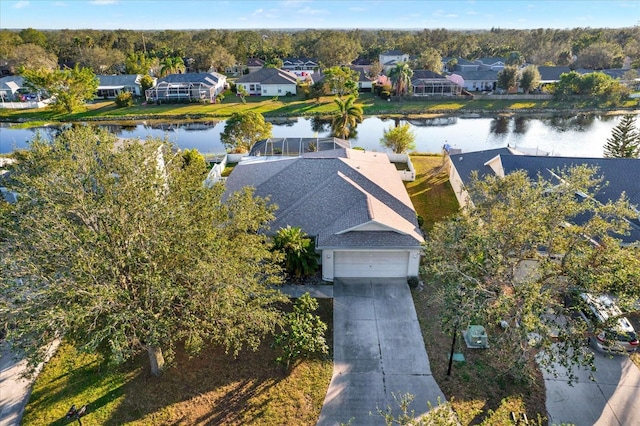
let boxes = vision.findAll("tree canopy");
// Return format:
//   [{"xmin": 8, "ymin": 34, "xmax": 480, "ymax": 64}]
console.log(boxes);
[
  {"xmin": 331, "ymin": 96, "xmax": 363, "ymax": 140},
  {"xmin": 21, "ymin": 64, "xmax": 98, "ymax": 114},
  {"xmin": 424, "ymin": 166, "xmax": 640, "ymax": 382},
  {"xmin": 0, "ymin": 126, "xmax": 286, "ymax": 377},
  {"xmin": 519, "ymin": 65, "xmax": 541, "ymax": 94},
  {"xmin": 603, "ymin": 114, "xmax": 640, "ymax": 158},
  {"xmin": 322, "ymin": 66, "xmax": 359, "ymax": 98},
  {"xmin": 380, "ymin": 123, "xmax": 416, "ymax": 153},
  {"xmin": 220, "ymin": 111, "xmax": 273, "ymax": 153}
]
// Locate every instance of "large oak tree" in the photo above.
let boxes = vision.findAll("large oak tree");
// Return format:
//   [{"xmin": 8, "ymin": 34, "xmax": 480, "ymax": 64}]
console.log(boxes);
[
  {"xmin": 424, "ymin": 167, "xmax": 640, "ymax": 383},
  {"xmin": 0, "ymin": 126, "xmax": 286, "ymax": 376}
]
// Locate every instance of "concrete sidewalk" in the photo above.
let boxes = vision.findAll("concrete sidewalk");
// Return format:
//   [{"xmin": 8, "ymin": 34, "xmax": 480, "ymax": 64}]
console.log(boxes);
[
  {"xmin": 544, "ymin": 348, "xmax": 640, "ymax": 425},
  {"xmin": 317, "ymin": 278, "xmax": 445, "ymax": 425}
]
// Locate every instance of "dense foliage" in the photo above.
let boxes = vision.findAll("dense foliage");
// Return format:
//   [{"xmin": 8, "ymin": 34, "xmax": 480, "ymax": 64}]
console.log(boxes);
[
  {"xmin": 21, "ymin": 64, "xmax": 98, "ymax": 113},
  {"xmin": 603, "ymin": 114, "xmax": 640, "ymax": 158},
  {"xmin": 424, "ymin": 166, "xmax": 640, "ymax": 383},
  {"xmin": 2, "ymin": 26, "xmax": 639, "ymax": 76},
  {"xmin": 220, "ymin": 111, "xmax": 273, "ymax": 153},
  {"xmin": 380, "ymin": 123, "xmax": 416, "ymax": 153},
  {"xmin": 272, "ymin": 226, "xmax": 320, "ymax": 279},
  {"xmin": 0, "ymin": 126, "xmax": 287, "ymax": 376}
]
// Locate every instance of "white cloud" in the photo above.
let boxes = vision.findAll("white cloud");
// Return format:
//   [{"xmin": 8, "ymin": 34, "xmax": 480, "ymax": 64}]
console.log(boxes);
[
  {"xmin": 14, "ymin": 1, "xmax": 29, "ymax": 9},
  {"xmin": 297, "ymin": 6, "xmax": 329, "ymax": 15},
  {"xmin": 90, "ymin": 0, "xmax": 118, "ymax": 5}
]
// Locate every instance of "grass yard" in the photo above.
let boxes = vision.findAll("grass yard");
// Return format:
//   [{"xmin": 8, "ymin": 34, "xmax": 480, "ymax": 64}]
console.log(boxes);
[
  {"xmin": 22, "ymin": 300, "xmax": 333, "ymax": 426},
  {"xmin": 406, "ymin": 155, "xmax": 547, "ymax": 424}
]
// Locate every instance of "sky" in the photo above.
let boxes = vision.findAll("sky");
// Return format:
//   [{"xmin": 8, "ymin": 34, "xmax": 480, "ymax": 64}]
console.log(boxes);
[{"xmin": 1, "ymin": 0, "xmax": 639, "ymax": 30}]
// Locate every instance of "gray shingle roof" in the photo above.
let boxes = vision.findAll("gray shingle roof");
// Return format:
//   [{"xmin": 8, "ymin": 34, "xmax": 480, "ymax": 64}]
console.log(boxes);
[
  {"xmin": 236, "ymin": 68, "xmax": 297, "ymax": 85},
  {"xmin": 158, "ymin": 72, "xmax": 225, "ymax": 85},
  {"xmin": 456, "ymin": 70, "xmax": 499, "ymax": 80},
  {"xmin": 224, "ymin": 149, "xmax": 423, "ymax": 249},
  {"xmin": 97, "ymin": 74, "xmax": 140, "ymax": 88}
]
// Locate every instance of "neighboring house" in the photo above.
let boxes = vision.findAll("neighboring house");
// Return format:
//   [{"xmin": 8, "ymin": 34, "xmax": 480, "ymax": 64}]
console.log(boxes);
[
  {"xmin": 411, "ymin": 70, "xmax": 463, "ymax": 96},
  {"xmin": 380, "ymin": 50, "xmax": 410, "ymax": 73},
  {"xmin": 224, "ymin": 148, "xmax": 424, "ymax": 281},
  {"xmin": 347, "ymin": 65, "xmax": 374, "ymax": 91},
  {"xmin": 351, "ymin": 57, "xmax": 372, "ymax": 73},
  {"xmin": 0, "ymin": 76, "xmax": 24, "ymax": 101},
  {"xmin": 474, "ymin": 57, "xmax": 507, "ymax": 71},
  {"xmin": 96, "ymin": 74, "xmax": 153, "ymax": 98},
  {"xmin": 249, "ymin": 137, "xmax": 350, "ymax": 156},
  {"xmin": 442, "ymin": 57, "xmax": 479, "ymax": 73},
  {"xmin": 246, "ymin": 58, "xmax": 266, "ymax": 74},
  {"xmin": 145, "ymin": 72, "xmax": 226, "ymax": 103},
  {"xmin": 281, "ymin": 57, "xmax": 319, "ymax": 77},
  {"xmin": 537, "ymin": 66, "xmax": 572, "ymax": 88},
  {"xmin": 236, "ymin": 68, "xmax": 298, "ymax": 97},
  {"xmin": 452, "ymin": 70, "xmax": 498, "ymax": 92},
  {"xmin": 448, "ymin": 147, "xmax": 640, "ymax": 246}
]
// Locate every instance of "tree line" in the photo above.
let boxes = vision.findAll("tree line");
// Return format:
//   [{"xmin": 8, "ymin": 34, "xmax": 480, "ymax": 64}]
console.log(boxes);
[{"xmin": 2, "ymin": 26, "xmax": 639, "ymax": 75}]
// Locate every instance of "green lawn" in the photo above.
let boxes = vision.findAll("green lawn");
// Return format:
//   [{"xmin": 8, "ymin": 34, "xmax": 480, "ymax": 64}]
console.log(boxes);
[
  {"xmin": 2, "ymin": 92, "xmax": 637, "ymax": 125},
  {"xmin": 22, "ymin": 300, "xmax": 333, "ymax": 426}
]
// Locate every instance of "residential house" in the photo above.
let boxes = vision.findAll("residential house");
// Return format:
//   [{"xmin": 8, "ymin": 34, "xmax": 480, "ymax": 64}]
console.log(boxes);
[
  {"xmin": 442, "ymin": 57, "xmax": 479, "ymax": 73},
  {"xmin": 380, "ymin": 50, "xmax": 410, "ymax": 73},
  {"xmin": 0, "ymin": 76, "xmax": 24, "ymax": 101},
  {"xmin": 224, "ymin": 148, "xmax": 424, "ymax": 281},
  {"xmin": 452, "ymin": 70, "xmax": 499, "ymax": 92},
  {"xmin": 281, "ymin": 57, "xmax": 319, "ymax": 78},
  {"xmin": 246, "ymin": 58, "xmax": 266, "ymax": 74},
  {"xmin": 347, "ymin": 65, "xmax": 374, "ymax": 92},
  {"xmin": 96, "ymin": 74, "xmax": 154, "ymax": 98},
  {"xmin": 537, "ymin": 66, "xmax": 572, "ymax": 89},
  {"xmin": 448, "ymin": 147, "xmax": 640, "ymax": 246},
  {"xmin": 145, "ymin": 72, "xmax": 226, "ymax": 103},
  {"xmin": 474, "ymin": 57, "xmax": 507, "ymax": 71},
  {"xmin": 411, "ymin": 70, "xmax": 463, "ymax": 96},
  {"xmin": 351, "ymin": 57, "xmax": 373, "ymax": 73},
  {"xmin": 236, "ymin": 68, "xmax": 298, "ymax": 97}
]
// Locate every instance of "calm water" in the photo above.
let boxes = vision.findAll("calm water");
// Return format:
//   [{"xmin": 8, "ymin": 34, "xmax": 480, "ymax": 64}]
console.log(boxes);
[{"xmin": 0, "ymin": 114, "xmax": 628, "ymax": 158}]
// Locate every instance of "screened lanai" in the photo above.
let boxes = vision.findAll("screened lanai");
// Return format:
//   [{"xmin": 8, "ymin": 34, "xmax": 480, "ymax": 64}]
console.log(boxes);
[{"xmin": 249, "ymin": 137, "xmax": 350, "ymax": 156}]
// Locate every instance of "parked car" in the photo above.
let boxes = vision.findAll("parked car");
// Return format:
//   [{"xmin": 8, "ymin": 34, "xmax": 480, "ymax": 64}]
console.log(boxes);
[{"xmin": 575, "ymin": 293, "xmax": 639, "ymax": 354}]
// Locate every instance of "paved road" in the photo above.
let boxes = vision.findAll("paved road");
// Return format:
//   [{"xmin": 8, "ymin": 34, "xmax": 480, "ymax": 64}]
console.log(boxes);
[
  {"xmin": 317, "ymin": 278, "xmax": 445, "ymax": 426},
  {"xmin": 544, "ymin": 348, "xmax": 640, "ymax": 425}
]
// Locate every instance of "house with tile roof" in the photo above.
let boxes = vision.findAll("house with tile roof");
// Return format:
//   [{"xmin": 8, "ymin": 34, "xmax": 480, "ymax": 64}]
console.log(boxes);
[
  {"xmin": 145, "ymin": 72, "xmax": 226, "ymax": 103},
  {"xmin": 448, "ymin": 147, "xmax": 640, "ymax": 246},
  {"xmin": 236, "ymin": 68, "xmax": 298, "ymax": 97},
  {"xmin": 224, "ymin": 148, "xmax": 424, "ymax": 281}
]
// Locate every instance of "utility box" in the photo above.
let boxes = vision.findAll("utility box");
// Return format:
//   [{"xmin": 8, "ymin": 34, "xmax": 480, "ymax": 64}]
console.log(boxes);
[{"xmin": 464, "ymin": 325, "xmax": 489, "ymax": 348}]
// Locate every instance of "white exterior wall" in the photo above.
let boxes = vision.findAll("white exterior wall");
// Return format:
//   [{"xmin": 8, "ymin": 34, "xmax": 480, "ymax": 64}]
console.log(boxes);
[
  {"xmin": 448, "ymin": 157, "xmax": 470, "ymax": 208},
  {"xmin": 260, "ymin": 84, "xmax": 297, "ymax": 96}
]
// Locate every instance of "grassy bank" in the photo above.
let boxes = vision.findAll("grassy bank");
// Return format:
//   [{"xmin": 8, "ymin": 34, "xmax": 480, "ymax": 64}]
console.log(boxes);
[
  {"xmin": 22, "ymin": 300, "xmax": 333, "ymax": 425},
  {"xmin": 406, "ymin": 155, "xmax": 546, "ymax": 424},
  {"xmin": 1, "ymin": 91, "xmax": 637, "ymax": 126}
]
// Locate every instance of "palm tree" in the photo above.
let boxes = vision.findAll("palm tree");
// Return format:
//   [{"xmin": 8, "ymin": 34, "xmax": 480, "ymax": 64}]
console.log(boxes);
[
  {"xmin": 388, "ymin": 62, "xmax": 413, "ymax": 96},
  {"xmin": 160, "ymin": 56, "xmax": 186, "ymax": 77},
  {"xmin": 272, "ymin": 226, "xmax": 319, "ymax": 279},
  {"xmin": 331, "ymin": 96, "xmax": 363, "ymax": 140}
]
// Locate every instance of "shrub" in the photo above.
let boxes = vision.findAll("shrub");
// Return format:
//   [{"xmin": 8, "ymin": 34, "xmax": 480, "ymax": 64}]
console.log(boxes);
[
  {"xmin": 114, "ymin": 91, "xmax": 133, "ymax": 108},
  {"xmin": 272, "ymin": 293, "xmax": 329, "ymax": 369},
  {"xmin": 408, "ymin": 276, "xmax": 420, "ymax": 289}
]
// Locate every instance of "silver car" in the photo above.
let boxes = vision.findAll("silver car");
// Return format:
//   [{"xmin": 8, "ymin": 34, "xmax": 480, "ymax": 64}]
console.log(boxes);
[{"xmin": 577, "ymin": 293, "xmax": 639, "ymax": 354}]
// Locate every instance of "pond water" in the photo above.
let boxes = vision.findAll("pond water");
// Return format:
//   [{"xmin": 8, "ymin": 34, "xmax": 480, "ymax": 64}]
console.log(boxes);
[{"xmin": 0, "ymin": 114, "xmax": 627, "ymax": 158}]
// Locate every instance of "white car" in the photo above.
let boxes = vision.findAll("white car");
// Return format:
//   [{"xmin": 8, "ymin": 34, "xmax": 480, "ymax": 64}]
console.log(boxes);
[{"xmin": 577, "ymin": 293, "xmax": 639, "ymax": 354}]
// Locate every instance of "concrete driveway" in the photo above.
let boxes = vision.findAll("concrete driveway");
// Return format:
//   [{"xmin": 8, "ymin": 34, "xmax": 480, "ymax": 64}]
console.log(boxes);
[
  {"xmin": 544, "ymin": 349, "xmax": 640, "ymax": 425},
  {"xmin": 317, "ymin": 278, "xmax": 445, "ymax": 426}
]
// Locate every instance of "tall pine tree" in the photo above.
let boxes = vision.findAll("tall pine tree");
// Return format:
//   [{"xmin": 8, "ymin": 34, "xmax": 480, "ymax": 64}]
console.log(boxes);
[{"xmin": 603, "ymin": 114, "xmax": 640, "ymax": 158}]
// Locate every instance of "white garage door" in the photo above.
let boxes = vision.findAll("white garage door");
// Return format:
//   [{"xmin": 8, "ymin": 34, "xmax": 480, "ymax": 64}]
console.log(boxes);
[{"xmin": 334, "ymin": 251, "xmax": 409, "ymax": 278}]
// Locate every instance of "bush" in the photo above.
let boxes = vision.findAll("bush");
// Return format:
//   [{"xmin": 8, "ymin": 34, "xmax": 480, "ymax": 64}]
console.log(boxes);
[
  {"xmin": 272, "ymin": 293, "xmax": 329, "ymax": 369},
  {"xmin": 114, "ymin": 91, "xmax": 133, "ymax": 108}
]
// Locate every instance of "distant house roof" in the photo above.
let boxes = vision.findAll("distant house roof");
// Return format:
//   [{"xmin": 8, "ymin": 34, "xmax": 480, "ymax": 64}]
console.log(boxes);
[
  {"xmin": 224, "ymin": 148, "xmax": 424, "ymax": 249},
  {"xmin": 381, "ymin": 50, "xmax": 406, "ymax": 56},
  {"xmin": 281, "ymin": 57, "xmax": 318, "ymax": 67},
  {"xmin": 537, "ymin": 66, "xmax": 572, "ymax": 82},
  {"xmin": 352, "ymin": 57, "xmax": 372, "ymax": 66},
  {"xmin": 347, "ymin": 65, "xmax": 373, "ymax": 83},
  {"xmin": 450, "ymin": 148, "xmax": 640, "ymax": 245},
  {"xmin": 0, "ymin": 75, "xmax": 24, "ymax": 93},
  {"xmin": 247, "ymin": 58, "xmax": 266, "ymax": 67},
  {"xmin": 411, "ymin": 70, "xmax": 446, "ymax": 81},
  {"xmin": 157, "ymin": 72, "xmax": 225, "ymax": 86},
  {"xmin": 97, "ymin": 74, "xmax": 141, "ymax": 89},
  {"xmin": 474, "ymin": 57, "xmax": 506, "ymax": 66},
  {"xmin": 248, "ymin": 137, "xmax": 350, "ymax": 156},
  {"xmin": 236, "ymin": 67, "xmax": 298, "ymax": 85},
  {"xmin": 456, "ymin": 70, "xmax": 499, "ymax": 80}
]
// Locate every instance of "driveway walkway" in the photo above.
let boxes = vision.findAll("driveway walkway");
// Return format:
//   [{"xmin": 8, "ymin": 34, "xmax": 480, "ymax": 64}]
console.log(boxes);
[
  {"xmin": 544, "ymin": 349, "xmax": 640, "ymax": 425},
  {"xmin": 317, "ymin": 278, "xmax": 445, "ymax": 426}
]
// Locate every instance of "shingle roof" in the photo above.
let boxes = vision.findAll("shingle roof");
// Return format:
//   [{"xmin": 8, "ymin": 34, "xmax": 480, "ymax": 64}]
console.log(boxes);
[
  {"xmin": 224, "ymin": 149, "xmax": 423, "ymax": 249},
  {"xmin": 97, "ymin": 74, "xmax": 140, "ymax": 88},
  {"xmin": 236, "ymin": 68, "xmax": 297, "ymax": 85},
  {"xmin": 451, "ymin": 149, "xmax": 640, "ymax": 245},
  {"xmin": 537, "ymin": 66, "xmax": 572, "ymax": 82},
  {"xmin": 381, "ymin": 50, "xmax": 406, "ymax": 56},
  {"xmin": 456, "ymin": 70, "xmax": 499, "ymax": 80},
  {"xmin": 158, "ymin": 72, "xmax": 225, "ymax": 85},
  {"xmin": 347, "ymin": 65, "xmax": 373, "ymax": 83}
]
